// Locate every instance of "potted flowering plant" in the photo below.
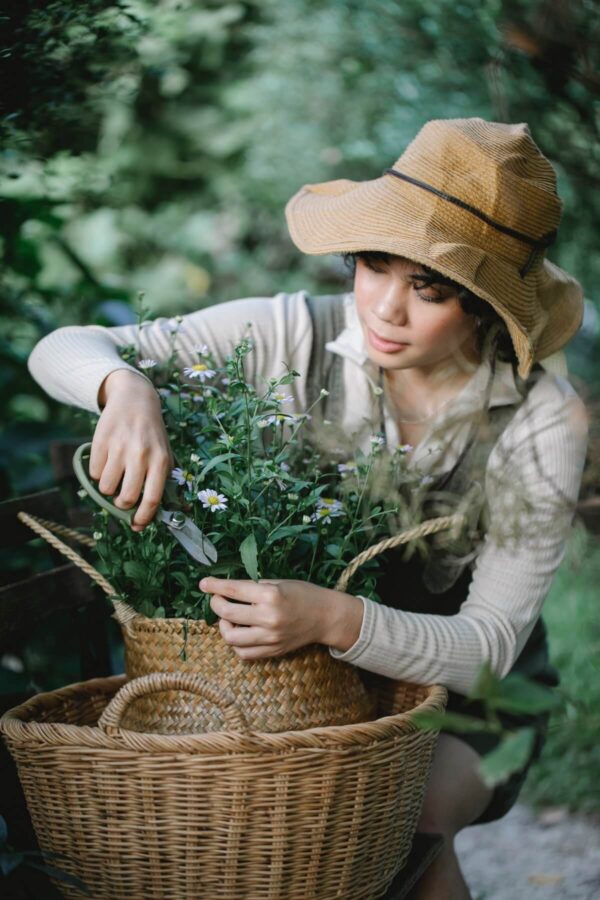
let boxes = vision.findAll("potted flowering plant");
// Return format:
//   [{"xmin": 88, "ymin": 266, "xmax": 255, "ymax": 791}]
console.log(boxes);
[{"xmin": 80, "ymin": 311, "xmax": 433, "ymax": 734}]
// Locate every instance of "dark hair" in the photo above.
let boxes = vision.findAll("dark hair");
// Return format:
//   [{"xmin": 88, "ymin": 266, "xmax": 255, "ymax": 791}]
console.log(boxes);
[{"xmin": 342, "ymin": 251, "xmax": 517, "ymax": 364}]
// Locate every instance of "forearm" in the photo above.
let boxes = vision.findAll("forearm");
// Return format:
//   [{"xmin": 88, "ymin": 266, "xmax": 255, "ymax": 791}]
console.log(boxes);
[{"xmin": 28, "ymin": 325, "xmax": 151, "ymax": 413}]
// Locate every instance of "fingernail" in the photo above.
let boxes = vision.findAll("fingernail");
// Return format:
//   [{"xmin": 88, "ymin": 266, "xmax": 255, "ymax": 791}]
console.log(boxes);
[{"xmin": 199, "ymin": 578, "xmax": 208, "ymax": 590}]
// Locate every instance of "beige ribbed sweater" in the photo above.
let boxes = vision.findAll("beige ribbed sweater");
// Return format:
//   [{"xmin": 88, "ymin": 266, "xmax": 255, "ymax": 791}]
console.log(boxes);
[{"xmin": 28, "ymin": 290, "xmax": 588, "ymax": 694}]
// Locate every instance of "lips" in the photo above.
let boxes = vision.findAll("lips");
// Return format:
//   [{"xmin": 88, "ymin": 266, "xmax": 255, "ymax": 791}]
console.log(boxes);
[{"xmin": 367, "ymin": 327, "xmax": 410, "ymax": 353}]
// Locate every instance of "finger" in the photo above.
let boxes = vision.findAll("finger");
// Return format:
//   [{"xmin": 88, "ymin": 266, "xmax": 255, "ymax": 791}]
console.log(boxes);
[
  {"xmin": 219, "ymin": 617, "xmax": 271, "ymax": 647},
  {"xmin": 132, "ymin": 457, "xmax": 168, "ymax": 529},
  {"xmin": 114, "ymin": 462, "xmax": 145, "ymax": 512},
  {"xmin": 97, "ymin": 454, "xmax": 125, "ymax": 497},
  {"xmin": 210, "ymin": 594, "xmax": 256, "ymax": 625},
  {"xmin": 234, "ymin": 644, "xmax": 283, "ymax": 660},
  {"xmin": 200, "ymin": 577, "xmax": 275, "ymax": 604},
  {"xmin": 89, "ymin": 438, "xmax": 108, "ymax": 481}
]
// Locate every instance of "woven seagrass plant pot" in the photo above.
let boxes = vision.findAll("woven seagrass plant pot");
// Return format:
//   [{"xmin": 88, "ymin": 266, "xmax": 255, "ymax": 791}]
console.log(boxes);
[
  {"xmin": 18, "ymin": 511, "xmax": 463, "ymax": 735},
  {"xmin": 0, "ymin": 671, "xmax": 448, "ymax": 900},
  {"xmin": 121, "ymin": 614, "xmax": 373, "ymax": 732}
]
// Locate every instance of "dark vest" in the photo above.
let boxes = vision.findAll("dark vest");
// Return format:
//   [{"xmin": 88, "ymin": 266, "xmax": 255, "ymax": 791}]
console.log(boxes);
[{"xmin": 304, "ymin": 293, "xmax": 559, "ymax": 694}]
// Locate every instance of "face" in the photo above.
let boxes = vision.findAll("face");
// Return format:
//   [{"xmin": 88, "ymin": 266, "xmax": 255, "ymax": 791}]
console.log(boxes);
[{"xmin": 354, "ymin": 253, "xmax": 480, "ymax": 374}]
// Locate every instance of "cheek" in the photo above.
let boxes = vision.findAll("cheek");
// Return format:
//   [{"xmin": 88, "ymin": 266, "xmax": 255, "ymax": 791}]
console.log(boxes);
[{"xmin": 416, "ymin": 305, "xmax": 474, "ymax": 349}]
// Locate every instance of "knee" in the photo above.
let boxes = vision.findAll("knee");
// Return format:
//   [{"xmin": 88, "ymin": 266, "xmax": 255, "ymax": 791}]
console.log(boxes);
[{"xmin": 416, "ymin": 791, "xmax": 458, "ymax": 840}]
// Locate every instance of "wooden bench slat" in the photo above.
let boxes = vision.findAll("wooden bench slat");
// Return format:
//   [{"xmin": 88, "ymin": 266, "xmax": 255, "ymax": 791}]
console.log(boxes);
[
  {"xmin": 0, "ymin": 489, "xmax": 67, "ymax": 548},
  {"xmin": 0, "ymin": 564, "xmax": 98, "ymax": 653}
]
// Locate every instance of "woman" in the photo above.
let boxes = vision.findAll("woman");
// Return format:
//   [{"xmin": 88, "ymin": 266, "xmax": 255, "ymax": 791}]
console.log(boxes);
[{"xmin": 28, "ymin": 118, "xmax": 587, "ymax": 899}]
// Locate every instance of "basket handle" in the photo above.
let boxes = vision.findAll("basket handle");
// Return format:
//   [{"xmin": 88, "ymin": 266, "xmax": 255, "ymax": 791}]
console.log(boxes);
[
  {"xmin": 97, "ymin": 672, "xmax": 248, "ymax": 734},
  {"xmin": 334, "ymin": 512, "xmax": 465, "ymax": 592},
  {"xmin": 16, "ymin": 512, "xmax": 137, "ymax": 628}
]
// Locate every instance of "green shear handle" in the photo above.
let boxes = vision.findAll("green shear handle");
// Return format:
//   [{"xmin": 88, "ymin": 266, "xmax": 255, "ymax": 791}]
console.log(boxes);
[
  {"xmin": 73, "ymin": 442, "xmax": 136, "ymax": 525},
  {"xmin": 72, "ymin": 442, "xmax": 218, "ymax": 565}
]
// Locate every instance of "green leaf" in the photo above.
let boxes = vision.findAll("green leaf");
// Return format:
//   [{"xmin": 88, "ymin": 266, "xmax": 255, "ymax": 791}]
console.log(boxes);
[
  {"xmin": 266, "ymin": 524, "xmax": 307, "ymax": 545},
  {"xmin": 412, "ymin": 710, "xmax": 495, "ymax": 735},
  {"xmin": 278, "ymin": 370, "xmax": 300, "ymax": 384},
  {"xmin": 487, "ymin": 674, "xmax": 561, "ymax": 715},
  {"xmin": 123, "ymin": 560, "xmax": 148, "ymax": 582},
  {"xmin": 479, "ymin": 728, "xmax": 536, "ymax": 787},
  {"xmin": 153, "ymin": 606, "xmax": 166, "ymax": 618},
  {"xmin": 469, "ymin": 663, "xmax": 560, "ymax": 715},
  {"xmin": 240, "ymin": 532, "xmax": 259, "ymax": 581},
  {"xmin": 171, "ymin": 571, "xmax": 190, "ymax": 588},
  {"xmin": 198, "ymin": 452, "xmax": 239, "ymax": 479}
]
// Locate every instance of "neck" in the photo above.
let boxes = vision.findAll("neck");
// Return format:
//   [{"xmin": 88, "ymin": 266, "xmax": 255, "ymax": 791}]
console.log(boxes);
[{"xmin": 383, "ymin": 352, "xmax": 481, "ymax": 420}]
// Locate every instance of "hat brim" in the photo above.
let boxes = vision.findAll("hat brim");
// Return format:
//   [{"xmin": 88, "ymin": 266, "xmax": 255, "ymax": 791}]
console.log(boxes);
[{"xmin": 285, "ymin": 176, "xmax": 583, "ymax": 377}]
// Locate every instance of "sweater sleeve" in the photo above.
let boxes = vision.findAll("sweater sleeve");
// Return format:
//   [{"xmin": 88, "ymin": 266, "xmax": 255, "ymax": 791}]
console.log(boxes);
[
  {"xmin": 331, "ymin": 374, "xmax": 588, "ymax": 694},
  {"xmin": 27, "ymin": 292, "xmax": 314, "ymax": 414}
]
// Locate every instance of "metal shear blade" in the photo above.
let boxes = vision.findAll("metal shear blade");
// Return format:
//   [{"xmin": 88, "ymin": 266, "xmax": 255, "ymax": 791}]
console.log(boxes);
[{"xmin": 158, "ymin": 509, "xmax": 218, "ymax": 566}]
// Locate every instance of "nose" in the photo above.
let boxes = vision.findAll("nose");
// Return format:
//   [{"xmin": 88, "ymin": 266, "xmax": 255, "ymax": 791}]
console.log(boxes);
[{"xmin": 372, "ymin": 280, "xmax": 409, "ymax": 325}]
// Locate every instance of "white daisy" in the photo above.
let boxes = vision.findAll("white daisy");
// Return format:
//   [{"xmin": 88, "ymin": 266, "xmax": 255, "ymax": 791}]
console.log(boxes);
[
  {"xmin": 194, "ymin": 343, "xmax": 209, "ymax": 355},
  {"xmin": 337, "ymin": 461, "xmax": 357, "ymax": 475},
  {"xmin": 190, "ymin": 453, "xmax": 201, "ymax": 463},
  {"xmin": 397, "ymin": 443, "xmax": 414, "ymax": 454},
  {"xmin": 160, "ymin": 316, "xmax": 184, "ymax": 334},
  {"xmin": 265, "ymin": 413, "xmax": 290, "ymax": 426},
  {"xmin": 317, "ymin": 497, "xmax": 344, "ymax": 514},
  {"xmin": 312, "ymin": 497, "xmax": 344, "ymax": 523},
  {"xmin": 369, "ymin": 434, "xmax": 385, "ymax": 447},
  {"xmin": 158, "ymin": 387, "xmax": 172, "ymax": 398},
  {"xmin": 270, "ymin": 391, "xmax": 293, "ymax": 404},
  {"xmin": 137, "ymin": 358, "xmax": 157, "ymax": 370},
  {"xmin": 171, "ymin": 467, "xmax": 195, "ymax": 490},
  {"xmin": 183, "ymin": 363, "xmax": 216, "ymax": 382},
  {"xmin": 197, "ymin": 488, "xmax": 228, "ymax": 512}
]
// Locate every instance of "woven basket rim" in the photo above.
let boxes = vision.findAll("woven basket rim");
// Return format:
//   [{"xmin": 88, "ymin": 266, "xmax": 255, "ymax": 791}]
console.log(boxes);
[{"xmin": 0, "ymin": 674, "xmax": 447, "ymax": 753}]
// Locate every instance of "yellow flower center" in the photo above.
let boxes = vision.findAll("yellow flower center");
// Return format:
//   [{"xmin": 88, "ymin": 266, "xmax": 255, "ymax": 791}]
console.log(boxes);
[
  {"xmin": 192, "ymin": 364, "xmax": 208, "ymax": 372},
  {"xmin": 207, "ymin": 495, "xmax": 220, "ymax": 505}
]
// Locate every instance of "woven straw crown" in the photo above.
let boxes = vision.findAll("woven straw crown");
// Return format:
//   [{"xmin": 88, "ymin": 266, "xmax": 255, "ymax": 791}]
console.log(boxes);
[{"xmin": 285, "ymin": 118, "xmax": 583, "ymax": 376}]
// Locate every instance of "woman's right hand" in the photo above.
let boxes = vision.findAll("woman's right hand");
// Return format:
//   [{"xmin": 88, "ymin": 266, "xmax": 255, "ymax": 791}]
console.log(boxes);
[{"xmin": 90, "ymin": 370, "xmax": 174, "ymax": 531}]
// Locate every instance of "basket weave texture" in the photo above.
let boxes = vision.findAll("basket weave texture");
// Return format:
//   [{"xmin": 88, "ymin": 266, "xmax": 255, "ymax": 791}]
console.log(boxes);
[
  {"xmin": 123, "ymin": 618, "xmax": 374, "ymax": 733},
  {"xmin": 17, "ymin": 511, "xmax": 462, "ymax": 735},
  {"xmin": 0, "ymin": 672, "xmax": 447, "ymax": 900}
]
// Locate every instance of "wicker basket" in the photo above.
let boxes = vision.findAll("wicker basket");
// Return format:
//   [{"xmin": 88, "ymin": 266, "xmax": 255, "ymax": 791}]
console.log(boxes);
[
  {"xmin": 0, "ymin": 671, "xmax": 447, "ymax": 900},
  {"xmin": 18, "ymin": 511, "xmax": 463, "ymax": 735},
  {"xmin": 122, "ymin": 617, "xmax": 374, "ymax": 733}
]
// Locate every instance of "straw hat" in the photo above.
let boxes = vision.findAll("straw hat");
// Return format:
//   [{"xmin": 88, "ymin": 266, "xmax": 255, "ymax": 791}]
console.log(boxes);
[{"xmin": 285, "ymin": 118, "xmax": 583, "ymax": 377}]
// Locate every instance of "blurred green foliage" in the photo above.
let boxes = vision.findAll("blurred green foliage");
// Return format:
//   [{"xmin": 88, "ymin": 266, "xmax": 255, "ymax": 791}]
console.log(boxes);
[
  {"xmin": 0, "ymin": 0, "xmax": 599, "ymax": 818},
  {"xmin": 524, "ymin": 528, "xmax": 600, "ymax": 813},
  {"xmin": 1, "ymin": 0, "xmax": 599, "ymax": 497}
]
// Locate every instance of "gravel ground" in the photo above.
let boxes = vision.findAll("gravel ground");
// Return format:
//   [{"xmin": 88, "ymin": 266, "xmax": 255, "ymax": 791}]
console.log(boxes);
[{"xmin": 455, "ymin": 804, "xmax": 600, "ymax": 900}]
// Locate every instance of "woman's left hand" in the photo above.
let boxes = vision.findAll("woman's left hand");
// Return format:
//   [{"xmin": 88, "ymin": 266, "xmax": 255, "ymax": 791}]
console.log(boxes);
[{"xmin": 199, "ymin": 576, "xmax": 363, "ymax": 660}]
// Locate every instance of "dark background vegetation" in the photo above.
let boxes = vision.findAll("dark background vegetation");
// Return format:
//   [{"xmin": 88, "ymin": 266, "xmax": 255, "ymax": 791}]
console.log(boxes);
[{"xmin": 1, "ymin": 0, "xmax": 599, "ymax": 813}]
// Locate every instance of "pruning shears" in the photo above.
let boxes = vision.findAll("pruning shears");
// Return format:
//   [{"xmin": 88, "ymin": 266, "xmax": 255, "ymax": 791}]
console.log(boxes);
[{"xmin": 73, "ymin": 442, "xmax": 218, "ymax": 566}]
